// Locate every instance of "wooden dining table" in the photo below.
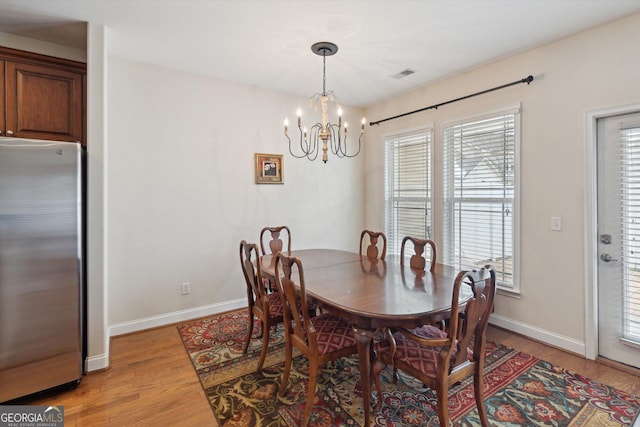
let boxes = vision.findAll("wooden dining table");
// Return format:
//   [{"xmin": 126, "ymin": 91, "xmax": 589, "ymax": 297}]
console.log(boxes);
[{"xmin": 260, "ymin": 248, "xmax": 469, "ymax": 426}]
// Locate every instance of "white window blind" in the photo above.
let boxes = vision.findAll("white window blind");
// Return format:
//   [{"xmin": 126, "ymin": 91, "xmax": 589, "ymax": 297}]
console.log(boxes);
[
  {"xmin": 620, "ymin": 125, "xmax": 640, "ymax": 342},
  {"xmin": 384, "ymin": 130, "xmax": 432, "ymax": 256},
  {"xmin": 443, "ymin": 112, "xmax": 519, "ymax": 288}
]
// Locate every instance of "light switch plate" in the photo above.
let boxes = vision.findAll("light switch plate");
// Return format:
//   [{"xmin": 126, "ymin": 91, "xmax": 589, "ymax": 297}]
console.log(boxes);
[{"xmin": 550, "ymin": 216, "xmax": 562, "ymax": 231}]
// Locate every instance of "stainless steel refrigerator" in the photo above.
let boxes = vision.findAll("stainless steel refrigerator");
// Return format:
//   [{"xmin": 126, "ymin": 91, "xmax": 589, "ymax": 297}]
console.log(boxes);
[{"xmin": 0, "ymin": 137, "xmax": 83, "ymax": 402}]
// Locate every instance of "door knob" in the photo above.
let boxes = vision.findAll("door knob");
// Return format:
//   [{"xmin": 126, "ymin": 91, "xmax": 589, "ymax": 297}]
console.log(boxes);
[{"xmin": 600, "ymin": 253, "xmax": 619, "ymax": 262}]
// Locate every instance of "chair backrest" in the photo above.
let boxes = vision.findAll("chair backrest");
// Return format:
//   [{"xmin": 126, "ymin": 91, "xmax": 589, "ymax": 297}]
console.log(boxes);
[
  {"xmin": 450, "ymin": 266, "xmax": 497, "ymax": 367},
  {"xmin": 239, "ymin": 240, "xmax": 268, "ymax": 311},
  {"xmin": 274, "ymin": 252, "xmax": 316, "ymax": 350},
  {"xmin": 260, "ymin": 225, "xmax": 292, "ymax": 255},
  {"xmin": 359, "ymin": 230, "xmax": 387, "ymax": 260},
  {"xmin": 400, "ymin": 236, "xmax": 437, "ymax": 272}
]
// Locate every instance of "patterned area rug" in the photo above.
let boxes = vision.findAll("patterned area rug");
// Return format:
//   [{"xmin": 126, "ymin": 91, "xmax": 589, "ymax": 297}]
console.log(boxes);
[{"xmin": 177, "ymin": 310, "xmax": 640, "ymax": 426}]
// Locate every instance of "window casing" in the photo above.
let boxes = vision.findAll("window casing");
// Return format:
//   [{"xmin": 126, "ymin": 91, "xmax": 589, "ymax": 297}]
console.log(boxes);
[
  {"xmin": 442, "ymin": 109, "xmax": 520, "ymax": 291},
  {"xmin": 384, "ymin": 130, "xmax": 432, "ymax": 256}
]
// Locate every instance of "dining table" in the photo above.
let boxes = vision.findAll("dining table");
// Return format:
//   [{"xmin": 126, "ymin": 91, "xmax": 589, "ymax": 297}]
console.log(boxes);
[{"xmin": 260, "ymin": 248, "xmax": 469, "ymax": 426}]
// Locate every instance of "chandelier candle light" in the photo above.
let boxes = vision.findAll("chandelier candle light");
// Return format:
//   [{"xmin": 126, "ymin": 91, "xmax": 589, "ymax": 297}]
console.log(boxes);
[{"xmin": 284, "ymin": 42, "xmax": 365, "ymax": 163}]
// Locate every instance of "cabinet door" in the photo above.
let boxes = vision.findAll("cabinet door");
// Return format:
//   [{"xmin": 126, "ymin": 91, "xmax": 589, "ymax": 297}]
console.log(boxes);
[{"xmin": 5, "ymin": 61, "xmax": 83, "ymax": 143}]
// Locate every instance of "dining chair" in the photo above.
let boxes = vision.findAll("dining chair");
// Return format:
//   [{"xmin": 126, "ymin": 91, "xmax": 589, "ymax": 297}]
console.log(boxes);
[
  {"xmin": 400, "ymin": 235, "xmax": 437, "ymax": 272},
  {"xmin": 239, "ymin": 240, "xmax": 286, "ymax": 372},
  {"xmin": 400, "ymin": 236, "xmax": 441, "ymax": 330},
  {"xmin": 259, "ymin": 225, "xmax": 292, "ymax": 255},
  {"xmin": 274, "ymin": 252, "xmax": 358, "ymax": 427},
  {"xmin": 259, "ymin": 225, "xmax": 292, "ymax": 292},
  {"xmin": 359, "ymin": 229, "xmax": 387, "ymax": 260},
  {"xmin": 373, "ymin": 266, "xmax": 497, "ymax": 427}
]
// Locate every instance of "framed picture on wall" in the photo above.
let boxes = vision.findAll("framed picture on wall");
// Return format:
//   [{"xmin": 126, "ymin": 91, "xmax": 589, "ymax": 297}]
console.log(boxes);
[{"xmin": 255, "ymin": 153, "xmax": 284, "ymax": 184}]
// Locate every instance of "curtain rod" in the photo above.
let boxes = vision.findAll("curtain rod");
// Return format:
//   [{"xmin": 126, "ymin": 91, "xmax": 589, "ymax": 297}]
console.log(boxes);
[{"xmin": 369, "ymin": 75, "xmax": 534, "ymax": 126}]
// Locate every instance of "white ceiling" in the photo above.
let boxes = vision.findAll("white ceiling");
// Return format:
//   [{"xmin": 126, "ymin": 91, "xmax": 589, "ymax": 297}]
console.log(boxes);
[{"xmin": 1, "ymin": 0, "xmax": 639, "ymax": 107}]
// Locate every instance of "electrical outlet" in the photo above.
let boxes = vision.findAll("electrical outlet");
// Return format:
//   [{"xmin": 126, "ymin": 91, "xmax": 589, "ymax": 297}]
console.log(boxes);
[{"xmin": 181, "ymin": 282, "xmax": 191, "ymax": 295}]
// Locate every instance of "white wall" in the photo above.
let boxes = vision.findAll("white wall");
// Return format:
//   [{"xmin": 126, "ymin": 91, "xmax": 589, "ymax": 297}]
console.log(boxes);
[
  {"xmin": 363, "ymin": 13, "xmax": 640, "ymax": 353},
  {"xmin": 106, "ymin": 57, "xmax": 365, "ymax": 332},
  {"xmin": 85, "ymin": 23, "xmax": 109, "ymax": 372},
  {"xmin": 0, "ymin": 25, "xmax": 365, "ymax": 367}
]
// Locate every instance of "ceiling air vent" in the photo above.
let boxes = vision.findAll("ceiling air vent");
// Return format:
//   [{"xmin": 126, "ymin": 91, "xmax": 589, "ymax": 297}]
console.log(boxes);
[{"xmin": 391, "ymin": 68, "xmax": 416, "ymax": 79}]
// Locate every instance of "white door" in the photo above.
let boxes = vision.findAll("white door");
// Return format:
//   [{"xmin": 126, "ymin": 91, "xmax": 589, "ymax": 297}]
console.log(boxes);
[{"xmin": 597, "ymin": 112, "xmax": 640, "ymax": 369}]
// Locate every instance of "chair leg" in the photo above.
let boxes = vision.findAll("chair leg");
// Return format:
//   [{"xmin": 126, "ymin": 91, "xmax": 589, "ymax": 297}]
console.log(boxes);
[
  {"xmin": 383, "ymin": 328, "xmax": 400, "ymax": 383},
  {"xmin": 278, "ymin": 337, "xmax": 293, "ymax": 398},
  {"xmin": 435, "ymin": 379, "xmax": 451, "ymax": 427},
  {"xmin": 242, "ymin": 310, "xmax": 254, "ymax": 354},
  {"xmin": 474, "ymin": 367, "xmax": 489, "ymax": 427},
  {"xmin": 372, "ymin": 360, "xmax": 385, "ymax": 412},
  {"xmin": 302, "ymin": 359, "xmax": 319, "ymax": 427},
  {"xmin": 255, "ymin": 321, "xmax": 270, "ymax": 372}
]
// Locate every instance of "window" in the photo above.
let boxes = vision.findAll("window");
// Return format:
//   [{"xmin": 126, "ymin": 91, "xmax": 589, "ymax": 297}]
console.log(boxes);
[
  {"xmin": 442, "ymin": 110, "xmax": 520, "ymax": 290},
  {"xmin": 619, "ymin": 124, "xmax": 640, "ymax": 341},
  {"xmin": 384, "ymin": 130, "xmax": 432, "ymax": 255}
]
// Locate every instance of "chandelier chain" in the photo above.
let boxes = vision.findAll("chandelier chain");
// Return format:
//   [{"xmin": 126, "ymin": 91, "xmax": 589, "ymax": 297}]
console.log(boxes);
[{"xmin": 322, "ymin": 50, "xmax": 327, "ymax": 96}]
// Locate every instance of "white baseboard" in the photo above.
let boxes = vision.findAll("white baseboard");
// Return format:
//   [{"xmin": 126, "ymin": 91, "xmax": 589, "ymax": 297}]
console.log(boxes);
[
  {"xmin": 85, "ymin": 353, "xmax": 110, "ymax": 372},
  {"xmin": 83, "ymin": 298, "xmax": 247, "ymax": 372},
  {"xmin": 490, "ymin": 313, "xmax": 586, "ymax": 357},
  {"xmin": 109, "ymin": 298, "xmax": 247, "ymax": 337},
  {"xmin": 85, "ymin": 303, "xmax": 587, "ymax": 373}
]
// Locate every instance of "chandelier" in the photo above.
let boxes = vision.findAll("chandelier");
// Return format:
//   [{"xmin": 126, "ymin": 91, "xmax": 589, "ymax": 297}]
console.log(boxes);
[{"xmin": 284, "ymin": 42, "xmax": 365, "ymax": 163}]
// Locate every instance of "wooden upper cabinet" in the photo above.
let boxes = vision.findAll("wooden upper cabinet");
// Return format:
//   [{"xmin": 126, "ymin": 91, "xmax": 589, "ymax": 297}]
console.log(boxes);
[{"xmin": 0, "ymin": 47, "xmax": 86, "ymax": 145}]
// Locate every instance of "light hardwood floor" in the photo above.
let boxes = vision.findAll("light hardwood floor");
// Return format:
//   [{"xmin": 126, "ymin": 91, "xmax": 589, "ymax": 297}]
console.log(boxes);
[{"xmin": 13, "ymin": 321, "xmax": 640, "ymax": 426}]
